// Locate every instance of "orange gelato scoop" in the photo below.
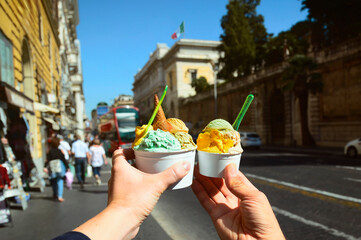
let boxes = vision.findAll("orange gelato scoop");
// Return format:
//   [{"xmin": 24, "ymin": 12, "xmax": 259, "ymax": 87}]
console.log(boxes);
[
  {"xmin": 167, "ymin": 118, "xmax": 189, "ymax": 133},
  {"xmin": 197, "ymin": 130, "xmax": 234, "ymax": 153}
]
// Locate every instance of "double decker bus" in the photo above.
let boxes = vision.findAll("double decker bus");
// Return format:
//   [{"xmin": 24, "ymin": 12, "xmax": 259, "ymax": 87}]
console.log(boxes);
[{"xmin": 98, "ymin": 106, "xmax": 139, "ymax": 155}]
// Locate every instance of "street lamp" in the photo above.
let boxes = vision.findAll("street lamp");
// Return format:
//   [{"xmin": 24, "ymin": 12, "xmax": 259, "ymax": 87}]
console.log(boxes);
[{"xmin": 210, "ymin": 60, "xmax": 220, "ymax": 118}]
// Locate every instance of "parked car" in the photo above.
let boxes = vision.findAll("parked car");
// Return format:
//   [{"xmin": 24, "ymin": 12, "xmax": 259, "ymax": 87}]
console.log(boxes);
[
  {"xmin": 239, "ymin": 132, "xmax": 262, "ymax": 149},
  {"xmin": 344, "ymin": 138, "xmax": 361, "ymax": 158}
]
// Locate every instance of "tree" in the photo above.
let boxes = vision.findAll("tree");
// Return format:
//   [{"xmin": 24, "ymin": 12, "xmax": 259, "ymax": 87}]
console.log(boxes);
[
  {"xmin": 191, "ymin": 76, "xmax": 210, "ymax": 94},
  {"xmin": 282, "ymin": 55, "xmax": 322, "ymax": 146},
  {"xmin": 219, "ymin": 0, "xmax": 266, "ymax": 80},
  {"xmin": 302, "ymin": 0, "xmax": 361, "ymax": 47},
  {"xmin": 264, "ymin": 21, "xmax": 311, "ymax": 66}
]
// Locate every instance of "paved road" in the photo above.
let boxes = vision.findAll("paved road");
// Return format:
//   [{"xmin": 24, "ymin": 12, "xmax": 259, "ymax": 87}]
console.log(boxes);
[{"xmin": 1, "ymin": 150, "xmax": 361, "ymax": 240}]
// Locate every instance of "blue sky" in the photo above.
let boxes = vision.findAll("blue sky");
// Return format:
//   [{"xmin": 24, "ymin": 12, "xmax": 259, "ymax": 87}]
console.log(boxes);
[{"xmin": 77, "ymin": 0, "xmax": 307, "ymax": 118}]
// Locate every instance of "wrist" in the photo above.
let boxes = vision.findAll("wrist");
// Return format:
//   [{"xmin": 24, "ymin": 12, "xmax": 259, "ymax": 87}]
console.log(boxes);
[{"xmin": 106, "ymin": 203, "xmax": 140, "ymax": 238}]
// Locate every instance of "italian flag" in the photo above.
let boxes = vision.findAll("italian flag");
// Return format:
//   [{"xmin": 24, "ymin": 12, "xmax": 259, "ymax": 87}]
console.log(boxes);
[{"xmin": 171, "ymin": 21, "xmax": 185, "ymax": 40}]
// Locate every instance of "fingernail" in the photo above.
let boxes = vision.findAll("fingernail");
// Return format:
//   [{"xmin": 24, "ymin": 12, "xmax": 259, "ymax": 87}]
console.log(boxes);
[{"xmin": 183, "ymin": 162, "xmax": 190, "ymax": 171}]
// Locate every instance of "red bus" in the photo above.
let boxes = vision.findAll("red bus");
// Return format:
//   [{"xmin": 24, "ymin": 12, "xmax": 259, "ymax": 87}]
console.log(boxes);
[{"xmin": 98, "ymin": 106, "xmax": 139, "ymax": 155}]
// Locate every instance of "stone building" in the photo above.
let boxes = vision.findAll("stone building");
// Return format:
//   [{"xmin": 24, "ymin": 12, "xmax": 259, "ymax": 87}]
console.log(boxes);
[
  {"xmin": 180, "ymin": 37, "xmax": 361, "ymax": 147},
  {"xmin": 112, "ymin": 94, "xmax": 134, "ymax": 107},
  {"xmin": 133, "ymin": 39, "xmax": 220, "ymax": 122},
  {"xmin": 0, "ymin": 0, "xmax": 61, "ymax": 171},
  {"xmin": 57, "ymin": 0, "xmax": 86, "ymax": 139}
]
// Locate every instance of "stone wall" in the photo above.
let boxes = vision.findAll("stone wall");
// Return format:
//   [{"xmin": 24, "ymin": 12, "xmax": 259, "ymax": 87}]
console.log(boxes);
[{"xmin": 180, "ymin": 39, "xmax": 361, "ymax": 147}]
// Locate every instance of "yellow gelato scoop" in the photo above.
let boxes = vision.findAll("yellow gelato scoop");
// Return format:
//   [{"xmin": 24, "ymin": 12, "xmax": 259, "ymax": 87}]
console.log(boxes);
[{"xmin": 133, "ymin": 125, "xmax": 153, "ymax": 147}]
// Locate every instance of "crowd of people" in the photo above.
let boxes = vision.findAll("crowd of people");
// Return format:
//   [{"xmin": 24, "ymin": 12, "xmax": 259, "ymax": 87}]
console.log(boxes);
[{"xmin": 45, "ymin": 134, "xmax": 108, "ymax": 202}]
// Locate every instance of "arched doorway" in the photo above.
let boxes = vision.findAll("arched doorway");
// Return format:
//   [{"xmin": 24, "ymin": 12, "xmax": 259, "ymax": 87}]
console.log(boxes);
[
  {"xmin": 21, "ymin": 39, "xmax": 39, "ymax": 166},
  {"xmin": 270, "ymin": 89, "xmax": 285, "ymax": 144}
]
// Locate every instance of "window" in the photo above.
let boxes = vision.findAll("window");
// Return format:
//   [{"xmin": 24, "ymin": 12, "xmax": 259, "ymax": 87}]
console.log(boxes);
[
  {"xmin": 38, "ymin": 11, "xmax": 43, "ymax": 44},
  {"xmin": 189, "ymin": 69, "xmax": 197, "ymax": 82},
  {"xmin": 0, "ymin": 31, "xmax": 15, "ymax": 86},
  {"xmin": 168, "ymin": 72, "xmax": 173, "ymax": 90}
]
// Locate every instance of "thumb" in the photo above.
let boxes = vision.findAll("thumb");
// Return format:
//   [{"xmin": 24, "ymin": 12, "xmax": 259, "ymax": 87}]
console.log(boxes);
[
  {"xmin": 224, "ymin": 163, "xmax": 259, "ymax": 200},
  {"xmin": 155, "ymin": 161, "xmax": 191, "ymax": 191}
]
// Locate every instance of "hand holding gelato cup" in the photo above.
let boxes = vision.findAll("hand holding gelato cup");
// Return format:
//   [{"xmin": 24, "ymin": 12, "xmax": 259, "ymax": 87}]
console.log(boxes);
[
  {"xmin": 197, "ymin": 119, "xmax": 243, "ymax": 178},
  {"xmin": 133, "ymin": 93, "xmax": 196, "ymax": 190}
]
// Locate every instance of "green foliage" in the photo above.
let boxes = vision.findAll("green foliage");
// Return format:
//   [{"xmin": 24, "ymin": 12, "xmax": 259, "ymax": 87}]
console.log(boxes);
[
  {"xmin": 302, "ymin": 0, "xmax": 361, "ymax": 47},
  {"xmin": 264, "ymin": 21, "xmax": 311, "ymax": 66},
  {"xmin": 218, "ymin": 0, "xmax": 266, "ymax": 80},
  {"xmin": 191, "ymin": 76, "xmax": 210, "ymax": 94},
  {"xmin": 282, "ymin": 55, "xmax": 323, "ymax": 95}
]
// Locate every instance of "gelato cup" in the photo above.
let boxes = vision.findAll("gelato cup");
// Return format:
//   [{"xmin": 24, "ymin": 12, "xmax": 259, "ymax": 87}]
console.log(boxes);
[
  {"xmin": 197, "ymin": 150, "xmax": 241, "ymax": 178},
  {"xmin": 134, "ymin": 149, "xmax": 196, "ymax": 190}
]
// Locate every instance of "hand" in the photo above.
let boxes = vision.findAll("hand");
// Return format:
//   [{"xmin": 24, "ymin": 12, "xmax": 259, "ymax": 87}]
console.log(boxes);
[
  {"xmin": 67, "ymin": 168, "xmax": 70, "ymax": 172},
  {"xmin": 43, "ymin": 168, "xmax": 49, "ymax": 174},
  {"xmin": 192, "ymin": 164, "xmax": 285, "ymax": 240},
  {"xmin": 74, "ymin": 148, "xmax": 191, "ymax": 240},
  {"xmin": 107, "ymin": 149, "xmax": 191, "ymax": 230}
]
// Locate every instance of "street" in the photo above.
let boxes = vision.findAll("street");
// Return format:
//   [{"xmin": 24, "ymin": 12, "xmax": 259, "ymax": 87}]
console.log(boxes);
[{"xmin": 2, "ymin": 149, "xmax": 361, "ymax": 240}]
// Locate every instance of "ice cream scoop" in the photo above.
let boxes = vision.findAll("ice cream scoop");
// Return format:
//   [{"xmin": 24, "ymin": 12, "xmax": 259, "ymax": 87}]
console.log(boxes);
[
  {"xmin": 133, "ymin": 125, "xmax": 153, "ymax": 147},
  {"xmin": 197, "ymin": 119, "xmax": 242, "ymax": 154},
  {"xmin": 167, "ymin": 118, "xmax": 189, "ymax": 133},
  {"xmin": 133, "ymin": 129, "xmax": 181, "ymax": 152},
  {"xmin": 173, "ymin": 132, "xmax": 196, "ymax": 150}
]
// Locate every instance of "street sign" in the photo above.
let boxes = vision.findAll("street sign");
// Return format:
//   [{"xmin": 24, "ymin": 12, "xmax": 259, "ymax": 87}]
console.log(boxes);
[{"xmin": 97, "ymin": 106, "xmax": 109, "ymax": 117}]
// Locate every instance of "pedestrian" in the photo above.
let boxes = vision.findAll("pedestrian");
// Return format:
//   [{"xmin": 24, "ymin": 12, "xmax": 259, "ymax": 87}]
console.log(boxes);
[
  {"xmin": 57, "ymin": 135, "xmax": 71, "ymax": 162},
  {"xmin": 71, "ymin": 135, "xmax": 89, "ymax": 189},
  {"xmin": 88, "ymin": 139, "xmax": 108, "ymax": 185},
  {"xmin": 53, "ymin": 148, "xmax": 284, "ymax": 240},
  {"xmin": 44, "ymin": 137, "xmax": 69, "ymax": 202}
]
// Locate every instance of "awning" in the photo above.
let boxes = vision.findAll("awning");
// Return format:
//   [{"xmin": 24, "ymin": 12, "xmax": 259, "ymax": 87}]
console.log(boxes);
[
  {"xmin": 34, "ymin": 102, "xmax": 60, "ymax": 114},
  {"xmin": 43, "ymin": 117, "xmax": 60, "ymax": 130},
  {"xmin": 0, "ymin": 82, "xmax": 34, "ymax": 113}
]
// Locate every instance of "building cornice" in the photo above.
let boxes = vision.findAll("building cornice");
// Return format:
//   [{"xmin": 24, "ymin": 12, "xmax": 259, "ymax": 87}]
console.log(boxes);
[{"xmin": 41, "ymin": 0, "xmax": 61, "ymax": 46}]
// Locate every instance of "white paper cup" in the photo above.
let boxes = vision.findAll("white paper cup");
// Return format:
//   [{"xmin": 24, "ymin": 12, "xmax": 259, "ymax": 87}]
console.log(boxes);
[
  {"xmin": 197, "ymin": 150, "xmax": 241, "ymax": 178},
  {"xmin": 134, "ymin": 149, "xmax": 196, "ymax": 190}
]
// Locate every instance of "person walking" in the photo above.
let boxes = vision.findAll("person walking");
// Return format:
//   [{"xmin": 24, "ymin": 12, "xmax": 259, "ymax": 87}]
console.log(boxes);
[
  {"xmin": 88, "ymin": 139, "xmax": 108, "ymax": 185},
  {"xmin": 57, "ymin": 135, "xmax": 71, "ymax": 162},
  {"xmin": 71, "ymin": 135, "xmax": 89, "ymax": 189},
  {"xmin": 44, "ymin": 137, "xmax": 69, "ymax": 202}
]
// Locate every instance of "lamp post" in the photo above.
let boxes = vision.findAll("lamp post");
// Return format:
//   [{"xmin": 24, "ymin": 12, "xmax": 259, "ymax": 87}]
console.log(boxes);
[{"xmin": 210, "ymin": 60, "xmax": 220, "ymax": 118}]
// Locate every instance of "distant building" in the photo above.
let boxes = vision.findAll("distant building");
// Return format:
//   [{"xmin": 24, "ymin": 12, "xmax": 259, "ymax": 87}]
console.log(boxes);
[
  {"xmin": 112, "ymin": 94, "xmax": 134, "ymax": 107},
  {"xmin": 133, "ymin": 39, "xmax": 220, "ymax": 122},
  {"xmin": 58, "ymin": 0, "xmax": 86, "ymax": 139}
]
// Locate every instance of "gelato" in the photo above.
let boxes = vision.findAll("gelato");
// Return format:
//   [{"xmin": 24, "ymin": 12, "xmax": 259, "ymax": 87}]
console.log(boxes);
[
  {"xmin": 150, "ymin": 95, "xmax": 196, "ymax": 150},
  {"xmin": 133, "ymin": 129, "xmax": 181, "ymax": 152},
  {"xmin": 197, "ymin": 119, "xmax": 243, "ymax": 154},
  {"xmin": 173, "ymin": 132, "xmax": 196, "ymax": 150}
]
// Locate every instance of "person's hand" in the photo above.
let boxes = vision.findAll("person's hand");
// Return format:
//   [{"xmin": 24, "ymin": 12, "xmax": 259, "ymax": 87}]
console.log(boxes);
[
  {"xmin": 192, "ymin": 164, "xmax": 285, "ymax": 240},
  {"xmin": 67, "ymin": 168, "xmax": 70, "ymax": 172},
  {"xmin": 75, "ymin": 148, "xmax": 191, "ymax": 240},
  {"xmin": 108, "ymin": 149, "xmax": 191, "ymax": 228},
  {"xmin": 43, "ymin": 168, "xmax": 49, "ymax": 174}
]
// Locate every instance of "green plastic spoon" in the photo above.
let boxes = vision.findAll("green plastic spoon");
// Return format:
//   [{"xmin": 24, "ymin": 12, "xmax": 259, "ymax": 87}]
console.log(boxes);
[
  {"xmin": 145, "ymin": 85, "xmax": 168, "ymax": 134},
  {"xmin": 232, "ymin": 94, "xmax": 254, "ymax": 131}
]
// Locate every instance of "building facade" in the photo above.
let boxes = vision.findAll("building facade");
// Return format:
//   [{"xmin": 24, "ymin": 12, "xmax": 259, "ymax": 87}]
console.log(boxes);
[
  {"xmin": 180, "ymin": 37, "xmax": 361, "ymax": 147},
  {"xmin": 0, "ymin": 0, "xmax": 61, "ymax": 171},
  {"xmin": 0, "ymin": 0, "xmax": 86, "ymax": 176},
  {"xmin": 57, "ymin": 0, "xmax": 86, "ymax": 140},
  {"xmin": 112, "ymin": 94, "xmax": 134, "ymax": 108},
  {"xmin": 133, "ymin": 39, "xmax": 220, "ymax": 122}
]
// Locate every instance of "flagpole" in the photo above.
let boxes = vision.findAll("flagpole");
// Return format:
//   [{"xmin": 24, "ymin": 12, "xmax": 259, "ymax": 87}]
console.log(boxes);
[{"xmin": 183, "ymin": 21, "xmax": 185, "ymax": 39}]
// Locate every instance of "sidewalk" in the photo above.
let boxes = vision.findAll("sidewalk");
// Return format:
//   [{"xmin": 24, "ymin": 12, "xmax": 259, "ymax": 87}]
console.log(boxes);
[{"xmin": 261, "ymin": 145, "xmax": 344, "ymax": 156}]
